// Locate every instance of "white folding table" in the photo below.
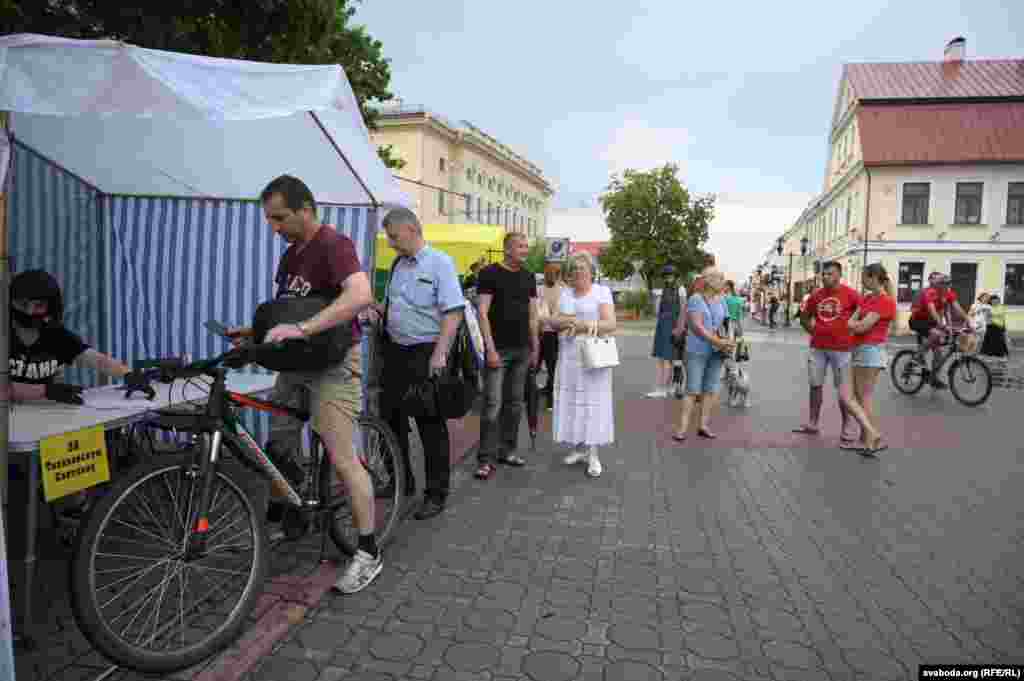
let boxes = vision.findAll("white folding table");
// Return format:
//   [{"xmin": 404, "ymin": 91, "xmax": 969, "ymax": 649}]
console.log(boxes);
[{"xmin": 7, "ymin": 372, "xmax": 277, "ymax": 648}]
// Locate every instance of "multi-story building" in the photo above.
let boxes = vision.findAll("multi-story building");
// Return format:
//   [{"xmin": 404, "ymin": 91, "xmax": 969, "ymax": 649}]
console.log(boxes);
[
  {"xmin": 767, "ymin": 38, "xmax": 1024, "ymax": 331},
  {"xmin": 369, "ymin": 103, "xmax": 554, "ymax": 240}
]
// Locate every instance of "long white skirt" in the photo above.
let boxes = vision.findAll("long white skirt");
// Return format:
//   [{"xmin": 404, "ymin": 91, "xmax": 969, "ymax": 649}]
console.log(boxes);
[{"xmin": 553, "ymin": 337, "xmax": 615, "ymax": 446}]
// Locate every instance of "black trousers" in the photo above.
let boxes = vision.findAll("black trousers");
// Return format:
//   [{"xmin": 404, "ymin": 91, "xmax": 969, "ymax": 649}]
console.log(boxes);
[
  {"xmin": 382, "ymin": 340, "xmax": 451, "ymax": 502},
  {"xmin": 540, "ymin": 332, "xmax": 559, "ymax": 393}
]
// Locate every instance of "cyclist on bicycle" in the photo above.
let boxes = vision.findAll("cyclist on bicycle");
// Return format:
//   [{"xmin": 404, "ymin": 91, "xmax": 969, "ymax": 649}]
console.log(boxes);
[
  {"xmin": 907, "ymin": 272, "xmax": 970, "ymax": 388},
  {"xmin": 227, "ymin": 175, "xmax": 381, "ymax": 595}
]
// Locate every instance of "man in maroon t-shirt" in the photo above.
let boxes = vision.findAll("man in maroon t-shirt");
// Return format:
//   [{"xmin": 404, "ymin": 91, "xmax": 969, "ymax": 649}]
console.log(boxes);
[
  {"xmin": 794, "ymin": 261, "xmax": 874, "ymax": 447},
  {"xmin": 227, "ymin": 175, "xmax": 380, "ymax": 595}
]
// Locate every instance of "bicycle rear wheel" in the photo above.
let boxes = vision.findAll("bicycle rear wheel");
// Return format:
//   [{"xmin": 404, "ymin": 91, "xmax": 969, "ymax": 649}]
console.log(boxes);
[
  {"xmin": 948, "ymin": 355, "xmax": 993, "ymax": 406},
  {"xmin": 320, "ymin": 415, "xmax": 406, "ymax": 556},
  {"xmin": 890, "ymin": 349, "xmax": 927, "ymax": 395},
  {"xmin": 70, "ymin": 450, "xmax": 267, "ymax": 673}
]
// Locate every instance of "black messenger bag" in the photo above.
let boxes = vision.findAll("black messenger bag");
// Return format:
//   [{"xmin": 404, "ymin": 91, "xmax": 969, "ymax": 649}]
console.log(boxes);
[{"xmin": 250, "ymin": 294, "xmax": 355, "ymax": 372}]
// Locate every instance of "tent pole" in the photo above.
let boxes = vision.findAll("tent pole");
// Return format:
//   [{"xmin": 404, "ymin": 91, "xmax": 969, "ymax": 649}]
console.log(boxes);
[
  {"xmin": 309, "ymin": 112, "xmax": 378, "ymax": 206},
  {"xmin": 0, "ymin": 109, "xmax": 16, "ymax": 680}
]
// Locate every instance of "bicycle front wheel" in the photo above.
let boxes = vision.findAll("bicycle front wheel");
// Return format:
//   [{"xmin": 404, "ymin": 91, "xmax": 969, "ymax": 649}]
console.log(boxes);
[
  {"xmin": 70, "ymin": 451, "xmax": 267, "ymax": 673},
  {"xmin": 321, "ymin": 415, "xmax": 407, "ymax": 556},
  {"xmin": 890, "ymin": 349, "xmax": 927, "ymax": 395},
  {"xmin": 948, "ymin": 355, "xmax": 993, "ymax": 406}
]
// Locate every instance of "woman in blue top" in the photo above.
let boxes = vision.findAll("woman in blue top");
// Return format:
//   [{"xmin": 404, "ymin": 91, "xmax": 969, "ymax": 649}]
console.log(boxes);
[{"xmin": 673, "ymin": 268, "xmax": 734, "ymax": 442}]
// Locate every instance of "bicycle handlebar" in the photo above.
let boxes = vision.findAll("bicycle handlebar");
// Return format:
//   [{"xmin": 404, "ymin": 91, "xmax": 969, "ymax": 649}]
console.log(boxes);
[{"xmin": 133, "ymin": 340, "xmax": 299, "ymax": 384}]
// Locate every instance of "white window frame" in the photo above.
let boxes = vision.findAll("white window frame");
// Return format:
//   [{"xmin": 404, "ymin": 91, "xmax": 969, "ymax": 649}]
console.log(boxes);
[
  {"xmin": 1004, "ymin": 180, "xmax": 1024, "ymax": 227},
  {"xmin": 953, "ymin": 180, "xmax": 985, "ymax": 225},
  {"xmin": 1000, "ymin": 260, "xmax": 1024, "ymax": 308},
  {"xmin": 896, "ymin": 260, "xmax": 926, "ymax": 307},
  {"xmin": 899, "ymin": 181, "xmax": 932, "ymax": 225}
]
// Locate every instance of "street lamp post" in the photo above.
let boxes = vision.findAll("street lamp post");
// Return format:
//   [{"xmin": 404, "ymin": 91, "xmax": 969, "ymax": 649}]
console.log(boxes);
[
  {"xmin": 800, "ymin": 236, "xmax": 809, "ymax": 301},
  {"xmin": 776, "ymin": 237, "xmax": 791, "ymax": 326}
]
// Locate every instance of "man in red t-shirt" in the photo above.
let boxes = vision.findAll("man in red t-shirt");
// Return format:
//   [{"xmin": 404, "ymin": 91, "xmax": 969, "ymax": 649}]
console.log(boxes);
[
  {"xmin": 908, "ymin": 272, "xmax": 970, "ymax": 388},
  {"xmin": 227, "ymin": 175, "xmax": 380, "ymax": 595},
  {"xmin": 794, "ymin": 261, "xmax": 871, "ymax": 444}
]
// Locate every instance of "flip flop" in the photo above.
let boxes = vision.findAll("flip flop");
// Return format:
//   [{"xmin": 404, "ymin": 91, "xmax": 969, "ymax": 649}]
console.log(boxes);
[
  {"xmin": 792, "ymin": 426, "xmax": 820, "ymax": 435},
  {"xmin": 858, "ymin": 443, "xmax": 888, "ymax": 458},
  {"xmin": 672, "ymin": 433, "xmax": 687, "ymax": 442},
  {"xmin": 697, "ymin": 429, "xmax": 717, "ymax": 439}
]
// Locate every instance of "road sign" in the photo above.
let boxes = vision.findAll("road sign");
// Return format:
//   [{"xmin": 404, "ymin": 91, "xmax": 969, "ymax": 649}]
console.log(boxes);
[{"xmin": 546, "ymin": 238, "xmax": 570, "ymax": 262}]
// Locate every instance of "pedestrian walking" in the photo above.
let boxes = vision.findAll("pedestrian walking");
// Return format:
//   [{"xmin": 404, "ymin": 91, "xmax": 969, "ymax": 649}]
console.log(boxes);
[
  {"xmin": 538, "ymin": 262, "xmax": 565, "ymax": 408},
  {"xmin": 846, "ymin": 263, "xmax": 894, "ymax": 456},
  {"xmin": 229, "ymin": 175, "xmax": 380, "ymax": 593},
  {"xmin": 793, "ymin": 260, "xmax": 876, "ymax": 448},
  {"xmin": 769, "ymin": 293, "xmax": 780, "ymax": 329},
  {"xmin": 724, "ymin": 281, "xmax": 745, "ymax": 338},
  {"xmin": 647, "ymin": 264, "xmax": 686, "ymax": 398},
  {"xmin": 378, "ymin": 207, "xmax": 466, "ymax": 521},
  {"xmin": 549, "ymin": 252, "xmax": 617, "ymax": 477},
  {"xmin": 981, "ymin": 294, "xmax": 1009, "ymax": 358},
  {"xmin": 673, "ymin": 268, "xmax": 734, "ymax": 442},
  {"xmin": 474, "ymin": 232, "xmax": 540, "ymax": 480}
]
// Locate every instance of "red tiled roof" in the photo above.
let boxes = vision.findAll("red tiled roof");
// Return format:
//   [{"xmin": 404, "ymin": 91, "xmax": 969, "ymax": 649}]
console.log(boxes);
[
  {"xmin": 569, "ymin": 241, "xmax": 607, "ymax": 257},
  {"xmin": 856, "ymin": 102, "xmax": 1024, "ymax": 165},
  {"xmin": 846, "ymin": 59, "xmax": 1024, "ymax": 101}
]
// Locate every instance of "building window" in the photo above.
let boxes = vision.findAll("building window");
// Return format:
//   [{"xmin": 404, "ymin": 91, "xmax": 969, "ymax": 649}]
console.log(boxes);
[
  {"xmin": 488, "ymin": 179, "xmax": 494, "ymax": 191},
  {"xmin": 476, "ymin": 197, "xmax": 482, "ymax": 222},
  {"xmin": 439, "ymin": 158, "xmax": 446, "ymax": 172},
  {"xmin": 487, "ymin": 203, "xmax": 493, "ymax": 223},
  {"xmin": 1006, "ymin": 182, "xmax": 1024, "ymax": 225},
  {"xmin": 846, "ymin": 195, "xmax": 852, "ymax": 229},
  {"xmin": 465, "ymin": 194, "xmax": 472, "ymax": 219},
  {"xmin": 897, "ymin": 261, "xmax": 925, "ymax": 304},
  {"xmin": 466, "ymin": 168, "xmax": 473, "ymax": 182},
  {"xmin": 955, "ymin": 182, "xmax": 983, "ymax": 224},
  {"xmin": 478, "ymin": 175, "xmax": 483, "ymax": 187},
  {"xmin": 1005, "ymin": 263, "xmax": 1024, "ymax": 306},
  {"xmin": 438, "ymin": 191, "xmax": 445, "ymax": 215},
  {"xmin": 901, "ymin": 183, "xmax": 930, "ymax": 224}
]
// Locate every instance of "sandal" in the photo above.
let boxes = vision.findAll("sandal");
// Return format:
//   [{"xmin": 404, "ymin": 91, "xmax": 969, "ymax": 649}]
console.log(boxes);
[
  {"xmin": 474, "ymin": 463, "xmax": 495, "ymax": 480},
  {"xmin": 859, "ymin": 439, "xmax": 888, "ymax": 458},
  {"xmin": 672, "ymin": 433, "xmax": 687, "ymax": 442},
  {"xmin": 697, "ymin": 429, "xmax": 717, "ymax": 439},
  {"xmin": 497, "ymin": 453, "xmax": 526, "ymax": 467}
]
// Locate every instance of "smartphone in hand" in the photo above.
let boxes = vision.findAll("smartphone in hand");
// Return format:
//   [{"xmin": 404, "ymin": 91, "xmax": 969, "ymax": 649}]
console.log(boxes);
[{"xmin": 204, "ymin": 320, "xmax": 232, "ymax": 338}]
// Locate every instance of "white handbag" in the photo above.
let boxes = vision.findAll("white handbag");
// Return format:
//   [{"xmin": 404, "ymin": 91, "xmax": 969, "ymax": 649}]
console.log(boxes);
[{"xmin": 579, "ymin": 320, "xmax": 620, "ymax": 369}]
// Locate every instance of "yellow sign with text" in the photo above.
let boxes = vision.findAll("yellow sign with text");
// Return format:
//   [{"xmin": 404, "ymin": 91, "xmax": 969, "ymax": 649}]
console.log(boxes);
[{"xmin": 39, "ymin": 426, "xmax": 110, "ymax": 502}]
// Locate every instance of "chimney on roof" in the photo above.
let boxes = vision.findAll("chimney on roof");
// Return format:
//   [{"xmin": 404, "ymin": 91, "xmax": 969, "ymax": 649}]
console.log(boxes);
[{"xmin": 943, "ymin": 36, "xmax": 966, "ymax": 62}]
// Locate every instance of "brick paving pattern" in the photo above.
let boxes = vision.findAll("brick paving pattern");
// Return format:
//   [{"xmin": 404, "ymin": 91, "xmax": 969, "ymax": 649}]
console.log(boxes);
[{"xmin": 12, "ymin": 332, "xmax": 1024, "ymax": 681}]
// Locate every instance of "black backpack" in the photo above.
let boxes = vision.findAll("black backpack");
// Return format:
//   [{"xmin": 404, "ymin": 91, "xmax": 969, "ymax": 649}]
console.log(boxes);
[{"xmin": 249, "ymin": 293, "xmax": 355, "ymax": 372}]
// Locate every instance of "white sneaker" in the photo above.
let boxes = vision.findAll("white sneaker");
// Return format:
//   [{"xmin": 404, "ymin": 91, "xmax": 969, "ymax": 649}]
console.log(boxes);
[
  {"xmin": 645, "ymin": 390, "xmax": 667, "ymax": 398},
  {"xmin": 564, "ymin": 445, "xmax": 589, "ymax": 465},
  {"xmin": 333, "ymin": 549, "xmax": 383, "ymax": 594},
  {"xmin": 586, "ymin": 450, "xmax": 602, "ymax": 478}
]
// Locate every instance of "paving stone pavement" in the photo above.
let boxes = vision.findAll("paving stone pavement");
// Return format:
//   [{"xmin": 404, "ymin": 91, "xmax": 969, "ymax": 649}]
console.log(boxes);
[{"xmin": 16, "ymin": 333, "xmax": 1024, "ymax": 681}]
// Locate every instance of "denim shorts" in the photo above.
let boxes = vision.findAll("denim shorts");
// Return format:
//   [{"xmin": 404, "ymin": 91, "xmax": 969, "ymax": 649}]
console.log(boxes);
[
  {"xmin": 807, "ymin": 348, "xmax": 851, "ymax": 388},
  {"xmin": 685, "ymin": 352, "xmax": 725, "ymax": 395},
  {"xmin": 852, "ymin": 343, "xmax": 888, "ymax": 369}
]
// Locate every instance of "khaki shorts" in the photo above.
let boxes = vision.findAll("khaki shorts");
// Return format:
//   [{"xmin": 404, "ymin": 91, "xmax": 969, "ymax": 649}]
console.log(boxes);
[{"xmin": 269, "ymin": 345, "xmax": 362, "ymax": 450}]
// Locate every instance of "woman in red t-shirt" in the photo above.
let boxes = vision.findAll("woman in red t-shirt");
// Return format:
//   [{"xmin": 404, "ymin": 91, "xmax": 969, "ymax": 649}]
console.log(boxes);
[{"xmin": 847, "ymin": 263, "xmax": 897, "ymax": 456}]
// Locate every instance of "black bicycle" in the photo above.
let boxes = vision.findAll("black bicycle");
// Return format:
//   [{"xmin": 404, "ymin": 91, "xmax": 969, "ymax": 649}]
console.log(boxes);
[
  {"xmin": 890, "ymin": 328, "xmax": 993, "ymax": 406},
  {"xmin": 69, "ymin": 342, "xmax": 405, "ymax": 673}
]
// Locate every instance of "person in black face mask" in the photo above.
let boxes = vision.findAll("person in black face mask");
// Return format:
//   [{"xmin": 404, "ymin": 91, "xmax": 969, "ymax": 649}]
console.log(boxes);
[{"xmin": 8, "ymin": 269, "xmax": 142, "ymax": 404}]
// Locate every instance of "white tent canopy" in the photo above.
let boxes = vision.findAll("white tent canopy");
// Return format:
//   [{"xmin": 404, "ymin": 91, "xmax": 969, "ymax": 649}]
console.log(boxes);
[{"xmin": 0, "ymin": 33, "xmax": 412, "ymax": 206}]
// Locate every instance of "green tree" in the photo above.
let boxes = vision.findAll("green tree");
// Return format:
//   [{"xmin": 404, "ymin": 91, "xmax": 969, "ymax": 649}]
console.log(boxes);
[
  {"xmin": 524, "ymin": 240, "xmax": 548, "ymax": 274},
  {"xmin": 598, "ymin": 163, "xmax": 714, "ymax": 295},
  {"xmin": 0, "ymin": 0, "xmax": 406, "ymax": 169}
]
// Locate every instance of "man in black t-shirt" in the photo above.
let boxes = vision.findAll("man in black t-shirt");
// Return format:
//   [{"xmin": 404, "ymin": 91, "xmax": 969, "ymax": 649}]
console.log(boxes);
[
  {"xmin": 474, "ymin": 232, "xmax": 539, "ymax": 479},
  {"xmin": 7, "ymin": 270, "xmax": 136, "ymax": 405}
]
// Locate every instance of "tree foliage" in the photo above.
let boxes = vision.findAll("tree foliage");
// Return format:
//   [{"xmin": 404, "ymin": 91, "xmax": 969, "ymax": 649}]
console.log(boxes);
[
  {"xmin": 598, "ymin": 164, "xmax": 714, "ymax": 293},
  {"xmin": 0, "ymin": 0, "xmax": 405, "ymax": 169},
  {"xmin": 524, "ymin": 240, "xmax": 548, "ymax": 274}
]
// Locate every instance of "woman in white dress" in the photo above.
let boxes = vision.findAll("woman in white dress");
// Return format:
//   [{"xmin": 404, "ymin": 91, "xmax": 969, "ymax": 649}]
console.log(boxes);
[{"xmin": 548, "ymin": 252, "xmax": 617, "ymax": 477}]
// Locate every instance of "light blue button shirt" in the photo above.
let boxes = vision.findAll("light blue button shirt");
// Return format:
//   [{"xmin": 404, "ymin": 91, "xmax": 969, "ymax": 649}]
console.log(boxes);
[{"xmin": 386, "ymin": 245, "xmax": 466, "ymax": 346}]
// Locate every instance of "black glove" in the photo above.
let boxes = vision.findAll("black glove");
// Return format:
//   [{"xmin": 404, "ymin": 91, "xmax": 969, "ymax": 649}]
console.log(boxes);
[
  {"xmin": 45, "ymin": 382, "xmax": 85, "ymax": 405},
  {"xmin": 123, "ymin": 370, "xmax": 155, "ymax": 400}
]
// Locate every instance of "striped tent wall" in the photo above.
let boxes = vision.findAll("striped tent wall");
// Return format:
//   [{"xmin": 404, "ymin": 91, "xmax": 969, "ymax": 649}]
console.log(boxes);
[
  {"xmin": 8, "ymin": 140, "xmax": 380, "ymax": 445},
  {"xmin": 7, "ymin": 142, "xmax": 106, "ymax": 388}
]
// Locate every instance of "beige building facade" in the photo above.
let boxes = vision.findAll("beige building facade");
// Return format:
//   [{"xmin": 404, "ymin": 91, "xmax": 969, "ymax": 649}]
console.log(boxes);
[
  {"xmin": 369, "ymin": 105, "xmax": 554, "ymax": 240},
  {"xmin": 764, "ymin": 41, "xmax": 1024, "ymax": 332}
]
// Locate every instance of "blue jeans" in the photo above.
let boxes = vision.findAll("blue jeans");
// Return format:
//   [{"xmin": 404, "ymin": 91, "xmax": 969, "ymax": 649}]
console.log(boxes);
[
  {"xmin": 479, "ymin": 347, "xmax": 530, "ymax": 464},
  {"xmin": 685, "ymin": 352, "xmax": 725, "ymax": 395}
]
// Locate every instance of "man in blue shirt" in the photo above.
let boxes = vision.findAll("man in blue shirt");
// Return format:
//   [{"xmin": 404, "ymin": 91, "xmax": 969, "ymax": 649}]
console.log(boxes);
[{"xmin": 380, "ymin": 208, "xmax": 466, "ymax": 519}]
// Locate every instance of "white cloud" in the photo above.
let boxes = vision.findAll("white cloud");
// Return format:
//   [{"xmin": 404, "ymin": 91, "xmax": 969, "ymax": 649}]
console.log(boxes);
[
  {"xmin": 545, "ymin": 191, "xmax": 813, "ymax": 283},
  {"xmin": 599, "ymin": 119, "xmax": 692, "ymax": 176}
]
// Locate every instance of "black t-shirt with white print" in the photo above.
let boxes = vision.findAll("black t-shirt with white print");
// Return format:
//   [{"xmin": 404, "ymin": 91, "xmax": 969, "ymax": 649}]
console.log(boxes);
[{"xmin": 9, "ymin": 325, "xmax": 90, "ymax": 384}]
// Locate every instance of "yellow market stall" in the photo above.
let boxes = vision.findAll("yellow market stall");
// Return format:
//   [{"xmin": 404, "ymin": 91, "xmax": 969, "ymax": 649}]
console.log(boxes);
[{"xmin": 374, "ymin": 223, "xmax": 506, "ymax": 297}]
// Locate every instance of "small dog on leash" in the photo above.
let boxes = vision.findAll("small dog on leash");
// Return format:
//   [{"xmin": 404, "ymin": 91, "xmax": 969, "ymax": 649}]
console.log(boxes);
[{"xmin": 722, "ymin": 356, "xmax": 752, "ymax": 408}]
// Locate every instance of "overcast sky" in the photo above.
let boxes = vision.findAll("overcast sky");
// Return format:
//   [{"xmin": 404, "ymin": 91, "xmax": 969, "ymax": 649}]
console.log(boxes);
[{"xmin": 354, "ymin": 0, "xmax": 1021, "ymax": 281}]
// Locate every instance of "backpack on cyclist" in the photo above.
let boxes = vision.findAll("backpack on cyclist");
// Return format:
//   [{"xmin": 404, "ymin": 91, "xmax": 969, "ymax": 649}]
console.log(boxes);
[{"xmin": 249, "ymin": 292, "xmax": 356, "ymax": 372}]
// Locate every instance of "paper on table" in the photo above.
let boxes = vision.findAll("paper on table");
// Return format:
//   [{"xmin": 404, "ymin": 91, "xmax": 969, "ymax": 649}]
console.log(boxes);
[{"xmin": 83, "ymin": 386, "xmax": 161, "ymax": 410}]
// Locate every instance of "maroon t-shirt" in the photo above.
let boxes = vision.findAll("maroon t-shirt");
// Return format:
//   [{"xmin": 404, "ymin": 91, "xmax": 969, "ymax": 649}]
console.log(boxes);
[{"xmin": 274, "ymin": 225, "xmax": 363, "ymax": 339}]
